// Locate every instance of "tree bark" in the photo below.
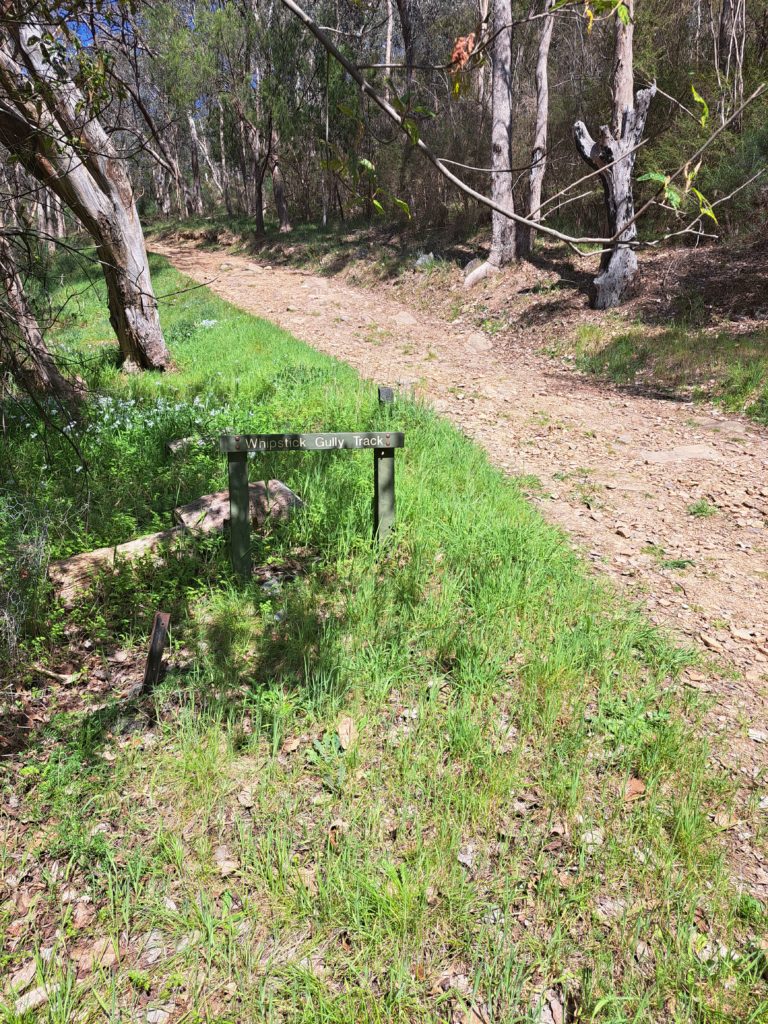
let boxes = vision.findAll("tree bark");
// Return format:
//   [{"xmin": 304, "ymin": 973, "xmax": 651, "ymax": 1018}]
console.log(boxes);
[
  {"xmin": 218, "ymin": 99, "xmax": 233, "ymax": 215},
  {"xmin": 394, "ymin": 0, "xmax": 415, "ymax": 87},
  {"xmin": 716, "ymin": 0, "xmax": 745, "ymax": 123},
  {"xmin": 573, "ymin": 0, "xmax": 654, "ymax": 309},
  {"xmin": 0, "ymin": 232, "xmax": 80, "ymax": 403},
  {"xmin": 465, "ymin": 0, "xmax": 517, "ymax": 288},
  {"xmin": 189, "ymin": 110, "xmax": 223, "ymax": 201},
  {"xmin": 186, "ymin": 115, "xmax": 205, "ymax": 216},
  {"xmin": 0, "ymin": 20, "xmax": 170, "ymax": 370},
  {"xmin": 269, "ymin": 130, "xmax": 292, "ymax": 232},
  {"xmin": 521, "ymin": 0, "xmax": 554, "ymax": 256}
]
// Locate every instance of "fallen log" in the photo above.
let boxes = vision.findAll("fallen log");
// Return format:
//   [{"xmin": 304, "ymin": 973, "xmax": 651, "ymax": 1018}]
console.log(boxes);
[{"xmin": 48, "ymin": 480, "xmax": 302, "ymax": 605}]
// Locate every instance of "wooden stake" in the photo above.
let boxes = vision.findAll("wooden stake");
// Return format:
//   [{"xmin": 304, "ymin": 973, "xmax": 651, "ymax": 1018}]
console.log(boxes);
[{"xmin": 143, "ymin": 611, "xmax": 171, "ymax": 692}]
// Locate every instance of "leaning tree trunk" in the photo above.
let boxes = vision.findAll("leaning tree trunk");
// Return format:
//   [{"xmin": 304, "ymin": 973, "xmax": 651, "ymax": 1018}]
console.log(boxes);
[
  {"xmin": 520, "ymin": 0, "xmax": 554, "ymax": 257},
  {"xmin": 0, "ymin": 21, "xmax": 170, "ymax": 370},
  {"xmin": 573, "ymin": 0, "xmax": 654, "ymax": 309},
  {"xmin": 465, "ymin": 0, "xmax": 517, "ymax": 288},
  {"xmin": 0, "ymin": 232, "xmax": 80, "ymax": 404}
]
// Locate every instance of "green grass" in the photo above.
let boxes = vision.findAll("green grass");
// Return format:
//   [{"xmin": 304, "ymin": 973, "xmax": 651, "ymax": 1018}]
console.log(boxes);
[
  {"xmin": 572, "ymin": 323, "xmax": 768, "ymax": 424},
  {"xmin": 688, "ymin": 499, "xmax": 719, "ymax": 519},
  {"xmin": 0, "ymin": 250, "xmax": 766, "ymax": 1022}
]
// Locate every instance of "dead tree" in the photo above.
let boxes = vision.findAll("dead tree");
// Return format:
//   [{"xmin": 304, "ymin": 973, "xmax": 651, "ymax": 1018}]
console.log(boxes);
[
  {"xmin": 0, "ymin": 17, "xmax": 170, "ymax": 370},
  {"xmin": 573, "ymin": 0, "xmax": 654, "ymax": 309},
  {"xmin": 465, "ymin": 0, "xmax": 518, "ymax": 288},
  {"xmin": 0, "ymin": 232, "xmax": 80, "ymax": 404}
]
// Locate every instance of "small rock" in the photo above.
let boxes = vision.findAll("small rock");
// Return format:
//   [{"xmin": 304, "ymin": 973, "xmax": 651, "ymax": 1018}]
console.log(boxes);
[
  {"xmin": 146, "ymin": 1003, "xmax": 175, "ymax": 1024},
  {"xmin": 748, "ymin": 729, "xmax": 768, "ymax": 743},
  {"xmin": 582, "ymin": 828, "xmax": 604, "ymax": 852},
  {"xmin": 457, "ymin": 844, "xmax": 476, "ymax": 870},
  {"xmin": 467, "ymin": 332, "xmax": 493, "ymax": 353},
  {"xmin": 15, "ymin": 984, "xmax": 59, "ymax": 1015},
  {"xmin": 393, "ymin": 310, "xmax": 418, "ymax": 327}
]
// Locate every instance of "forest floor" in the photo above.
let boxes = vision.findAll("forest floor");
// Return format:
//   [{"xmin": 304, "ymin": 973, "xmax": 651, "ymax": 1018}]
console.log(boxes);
[{"xmin": 153, "ymin": 231, "xmax": 768, "ymax": 895}]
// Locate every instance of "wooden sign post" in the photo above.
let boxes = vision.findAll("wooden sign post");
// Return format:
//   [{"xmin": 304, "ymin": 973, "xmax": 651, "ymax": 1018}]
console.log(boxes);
[{"xmin": 220, "ymin": 429, "xmax": 405, "ymax": 578}]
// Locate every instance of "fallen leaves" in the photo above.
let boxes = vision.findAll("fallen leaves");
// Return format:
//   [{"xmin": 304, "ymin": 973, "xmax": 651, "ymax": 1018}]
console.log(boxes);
[
  {"xmin": 73, "ymin": 936, "xmax": 118, "ymax": 974},
  {"xmin": 214, "ymin": 845, "xmax": 239, "ymax": 878},
  {"xmin": 624, "ymin": 777, "xmax": 646, "ymax": 802},
  {"xmin": 336, "ymin": 715, "xmax": 358, "ymax": 751},
  {"xmin": 7, "ymin": 959, "xmax": 36, "ymax": 994}
]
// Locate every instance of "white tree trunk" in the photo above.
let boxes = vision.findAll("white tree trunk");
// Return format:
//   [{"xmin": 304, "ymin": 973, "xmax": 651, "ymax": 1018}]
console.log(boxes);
[
  {"xmin": 522, "ymin": 0, "xmax": 554, "ymax": 255},
  {"xmin": 0, "ymin": 22, "xmax": 170, "ymax": 370},
  {"xmin": 269, "ymin": 130, "xmax": 292, "ymax": 232},
  {"xmin": 465, "ymin": 0, "xmax": 517, "ymax": 288},
  {"xmin": 573, "ymin": 0, "xmax": 654, "ymax": 309},
  {"xmin": 189, "ymin": 111, "xmax": 223, "ymax": 199}
]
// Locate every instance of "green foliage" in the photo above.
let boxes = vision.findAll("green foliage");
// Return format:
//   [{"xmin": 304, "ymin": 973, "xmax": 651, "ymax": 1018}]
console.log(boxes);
[{"xmin": 691, "ymin": 85, "xmax": 710, "ymax": 128}]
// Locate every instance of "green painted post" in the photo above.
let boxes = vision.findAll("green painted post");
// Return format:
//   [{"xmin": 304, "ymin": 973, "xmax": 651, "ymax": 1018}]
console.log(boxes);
[
  {"xmin": 373, "ymin": 446, "xmax": 395, "ymax": 539},
  {"xmin": 227, "ymin": 450, "xmax": 251, "ymax": 578},
  {"xmin": 374, "ymin": 385, "xmax": 396, "ymax": 540}
]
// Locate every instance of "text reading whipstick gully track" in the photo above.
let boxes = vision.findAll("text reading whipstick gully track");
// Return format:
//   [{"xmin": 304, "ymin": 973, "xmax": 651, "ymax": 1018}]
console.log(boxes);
[
  {"xmin": 221, "ymin": 431, "xmax": 405, "ymax": 578},
  {"xmin": 220, "ymin": 432, "xmax": 405, "ymax": 453}
]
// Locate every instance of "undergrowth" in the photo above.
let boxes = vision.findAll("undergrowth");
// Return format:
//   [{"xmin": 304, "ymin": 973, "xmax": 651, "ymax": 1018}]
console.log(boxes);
[{"xmin": 0, "ymin": 252, "xmax": 765, "ymax": 1023}]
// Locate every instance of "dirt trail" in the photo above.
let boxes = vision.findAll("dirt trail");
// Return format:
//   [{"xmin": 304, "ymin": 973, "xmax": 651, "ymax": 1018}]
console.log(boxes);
[{"xmin": 155, "ymin": 240, "xmax": 768, "ymax": 890}]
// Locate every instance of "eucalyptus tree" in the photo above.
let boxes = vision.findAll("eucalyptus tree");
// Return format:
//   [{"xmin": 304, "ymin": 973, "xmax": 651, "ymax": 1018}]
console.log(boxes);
[
  {"xmin": 0, "ymin": 3, "xmax": 170, "ymax": 370},
  {"xmin": 0, "ymin": 230, "xmax": 80, "ymax": 403}
]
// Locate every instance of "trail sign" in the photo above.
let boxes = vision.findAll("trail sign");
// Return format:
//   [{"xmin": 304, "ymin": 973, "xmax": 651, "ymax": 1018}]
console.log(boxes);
[{"xmin": 220, "ymin": 428, "xmax": 404, "ymax": 579}]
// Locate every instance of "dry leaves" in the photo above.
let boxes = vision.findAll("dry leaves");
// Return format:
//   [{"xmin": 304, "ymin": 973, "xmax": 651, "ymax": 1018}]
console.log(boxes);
[
  {"xmin": 7, "ymin": 959, "xmax": 36, "ymax": 994},
  {"xmin": 281, "ymin": 734, "xmax": 303, "ymax": 755},
  {"xmin": 73, "ymin": 936, "xmax": 118, "ymax": 974},
  {"xmin": 337, "ymin": 715, "xmax": 358, "ymax": 751},
  {"xmin": 214, "ymin": 845, "xmax": 239, "ymax": 878},
  {"xmin": 624, "ymin": 777, "xmax": 646, "ymax": 802}
]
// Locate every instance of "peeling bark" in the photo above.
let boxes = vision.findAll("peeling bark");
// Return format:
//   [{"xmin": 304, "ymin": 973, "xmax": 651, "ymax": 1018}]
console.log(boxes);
[
  {"xmin": 573, "ymin": 0, "xmax": 654, "ymax": 309},
  {"xmin": 465, "ymin": 0, "xmax": 517, "ymax": 288},
  {"xmin": 522, "ymin": 0, "xmax": 554, "ymax": 256},
  {"xmin": 0, "ymin": 232, "xmax": 80, "ymax": 404},
  {"xmin": 0, "ymin": 20, "xmax": 170, "ymax": 370}
]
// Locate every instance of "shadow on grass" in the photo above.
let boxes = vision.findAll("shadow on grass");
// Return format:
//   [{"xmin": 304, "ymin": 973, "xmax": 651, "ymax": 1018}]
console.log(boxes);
[{"xmin": 576, "ymin": 324, "xmax": 768, "ymax": 415}]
